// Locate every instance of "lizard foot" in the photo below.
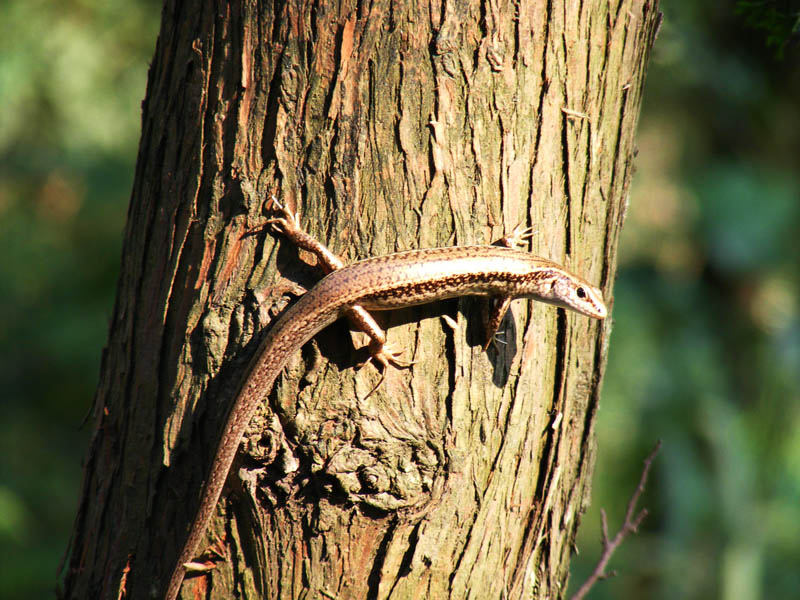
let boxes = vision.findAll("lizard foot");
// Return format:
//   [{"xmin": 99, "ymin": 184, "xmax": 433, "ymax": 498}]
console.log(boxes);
[
  {"xmin": 498, "ymin": 223, "xmax": 537, "ymax": 249},
  {"xmin": 357, "ymin": 341, "xmax": 415, "ymax": 398}
]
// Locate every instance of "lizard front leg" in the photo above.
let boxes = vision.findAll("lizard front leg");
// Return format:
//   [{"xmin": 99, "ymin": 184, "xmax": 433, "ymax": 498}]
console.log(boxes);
[{"xmin": 482, "ymin": 223, "xmax": 537, "ymax": 350}]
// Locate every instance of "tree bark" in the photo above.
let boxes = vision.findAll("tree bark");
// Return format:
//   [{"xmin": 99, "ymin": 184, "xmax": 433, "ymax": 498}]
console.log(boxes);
[{"xmin": 61, "ymin": 1, "xmax": 661, "ymax": 599}]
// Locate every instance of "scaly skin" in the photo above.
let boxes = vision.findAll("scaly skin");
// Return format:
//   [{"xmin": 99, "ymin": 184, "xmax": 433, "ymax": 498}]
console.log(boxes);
[{"xmin": 165, "ymin": 238, "xmax": 606, "ymax": 600}]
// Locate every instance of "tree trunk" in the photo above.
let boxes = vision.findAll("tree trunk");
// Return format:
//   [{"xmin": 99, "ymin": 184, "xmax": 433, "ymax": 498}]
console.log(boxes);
[{"xmin": 60, "ymin": 1, "xmax": 661, "ymax": 598}]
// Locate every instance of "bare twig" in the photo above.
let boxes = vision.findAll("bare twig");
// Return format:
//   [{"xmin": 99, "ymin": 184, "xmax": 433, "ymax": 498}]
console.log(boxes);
[{"xmin": 569, "ymin": 440, "xmax": 662, "ymax": 600}]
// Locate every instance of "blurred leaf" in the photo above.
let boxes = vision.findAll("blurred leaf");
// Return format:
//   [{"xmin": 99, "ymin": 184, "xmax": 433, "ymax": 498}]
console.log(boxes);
[
  {"xmin": 0, "ymin": 486, "xmax": 31, "ymax": 542},
  {"xmin": 0, "ymin": 1, "xmax": 159, "ymax": 597},
  {"xmin": 694, "ymin": 164, "xmax": 799, "ymax": 272},
  {"xmin": 737, "ymin": 0, "xmax": 800, "ymax": 58}
]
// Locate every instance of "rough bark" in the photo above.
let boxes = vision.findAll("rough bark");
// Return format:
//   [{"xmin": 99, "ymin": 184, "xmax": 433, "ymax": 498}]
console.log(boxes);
[{"xmin": 60, "ymin": 1, "xmax": 661, "ymax": 599}]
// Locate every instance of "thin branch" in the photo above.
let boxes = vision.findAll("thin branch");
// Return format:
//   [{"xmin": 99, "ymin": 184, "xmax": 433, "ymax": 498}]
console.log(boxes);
[{"xmin": 569, "ymin": 440, "xmax": 662, "ymax": 600}]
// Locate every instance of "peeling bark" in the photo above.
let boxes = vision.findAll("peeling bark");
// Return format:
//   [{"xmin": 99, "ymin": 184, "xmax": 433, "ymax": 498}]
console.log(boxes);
[{"xmin": 60, "ymin": 1, "xmax": 661, "ymax": 599}]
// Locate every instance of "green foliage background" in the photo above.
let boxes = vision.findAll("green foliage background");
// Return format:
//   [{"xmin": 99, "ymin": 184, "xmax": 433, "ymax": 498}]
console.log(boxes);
[
  {"xmin": 0, "ymin": 1, "xmax": 797, "ymax": 598},
  {"xmin": 0, "ymin": 1, "xmax": 160, "ymax": 596},
  {"xmin": 571, "ymin": 3, "xmax": 800, "ymax": 599}
]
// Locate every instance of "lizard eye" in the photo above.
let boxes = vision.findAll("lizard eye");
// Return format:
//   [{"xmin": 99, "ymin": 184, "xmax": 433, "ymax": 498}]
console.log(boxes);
[{"xmin": 576, "ymin": 287, "xmax": 586, "ymax": 299}]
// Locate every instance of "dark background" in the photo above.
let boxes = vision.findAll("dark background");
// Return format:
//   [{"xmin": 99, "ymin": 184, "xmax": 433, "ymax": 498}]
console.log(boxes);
[{"xmin": 1, "ymin": 1, "xmax": 797, "ymax": 598}]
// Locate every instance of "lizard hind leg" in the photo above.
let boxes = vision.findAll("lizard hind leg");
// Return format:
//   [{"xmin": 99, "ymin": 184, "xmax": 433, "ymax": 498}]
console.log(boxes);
[
  {"xmin": 357, "ymin": 339, "xmax": 415, "ymax": 399},
  {"xmin": 265, "ymin": 196, "xmax": 345, "ymax": 273}
]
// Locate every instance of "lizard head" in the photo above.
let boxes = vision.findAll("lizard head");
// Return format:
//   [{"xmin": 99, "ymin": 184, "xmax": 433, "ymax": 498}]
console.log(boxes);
[{"xmin": 533, "ymin": 269, "xmax": 607, "ymax": 319}]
